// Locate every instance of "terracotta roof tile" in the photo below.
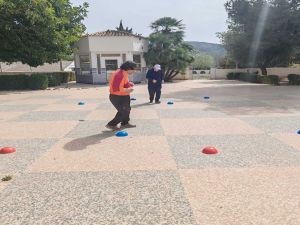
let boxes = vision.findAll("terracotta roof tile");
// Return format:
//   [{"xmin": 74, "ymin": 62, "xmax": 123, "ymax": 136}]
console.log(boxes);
[{"xmin": 84, "ymin": 30, "xmax": 146, "ymax": 39}]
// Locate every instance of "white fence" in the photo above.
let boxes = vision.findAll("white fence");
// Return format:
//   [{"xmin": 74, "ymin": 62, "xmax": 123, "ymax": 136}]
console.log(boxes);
[
  {"xmin": 177, "ymin": 67, "xmax": 300, "ymax": 80},
  {"xmin": 266, "ymin": 68, "xmax": 300, "ymax": 78}
]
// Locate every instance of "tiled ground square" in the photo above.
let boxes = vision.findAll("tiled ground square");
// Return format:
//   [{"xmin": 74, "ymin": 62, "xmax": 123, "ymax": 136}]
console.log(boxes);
[
  {"xmin": 0, "ymin": 139, "xmax": 57, "ymax": 174},
  {"xmin": 161, "ymin": 118, "xmax": 263, "ymax": 136},
  {"xmin": 0, "ymin": 121, "xmax": 78, "ymax": 139},
  {"xmin": 167, "ymin": 134, "xmax": 300, "ymax": 168},
  {"xmin": 0, "ymin": 171, "xmax": 197, "ymax": 225},
  {"xmin": 28, "ymin": 136, "xmax": 176, "ymax": 172},
  {"xmin": 179, "ymin": 168, "xmax": 300, "ymax": 225}
]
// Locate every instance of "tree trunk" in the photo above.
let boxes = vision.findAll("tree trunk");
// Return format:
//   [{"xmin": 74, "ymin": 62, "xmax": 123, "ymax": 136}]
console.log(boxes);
[
  {"xmin": 164, "ymin": 69, "xmax": 173, "ymax": 81},
  {"xmin": 260, "ymin": 67, "xmax": 267, "ymax": 75},
  {"xmin": 169, "ymin": 71, "xmax": 179, "ymax": 79},
  {"xmin": 168, "ymin": 69, "xmax": 174, "ymax": 78},
  {"xmin": 60, "ymin": 60, "xmax": 63, "ymax": 71},
  {"xmin": 165, "ymin": 69, "xmax": 171, "ymax": 78},
  {"xmin": 165, "ymin": 70, "xmax": 178, "ymax": 81}
]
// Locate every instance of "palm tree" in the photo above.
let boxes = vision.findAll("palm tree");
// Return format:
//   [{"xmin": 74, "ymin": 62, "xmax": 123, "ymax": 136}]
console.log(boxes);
[
  {"xmin": 150, "ymin": 17, "xmax": 185, "ymax": 33},
  {"xmin": 145, "ymin": 17, "xmax": 193, "ymax": 81}
]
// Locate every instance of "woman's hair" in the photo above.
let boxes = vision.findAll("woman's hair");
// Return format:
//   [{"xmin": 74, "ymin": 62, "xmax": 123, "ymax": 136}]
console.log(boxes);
[{"xmin": 120, "ymin": 61, "xmax": 136, "ymax": 71}]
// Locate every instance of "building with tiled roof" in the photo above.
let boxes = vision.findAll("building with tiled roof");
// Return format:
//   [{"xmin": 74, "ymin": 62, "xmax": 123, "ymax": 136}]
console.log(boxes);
[
  {"xmin": 74, "ymin": 30, "xmax": 148, "ymax": 84},
  {"xmin": 84, "ymin": 30, "xmax": 146, "ymax": 39}
]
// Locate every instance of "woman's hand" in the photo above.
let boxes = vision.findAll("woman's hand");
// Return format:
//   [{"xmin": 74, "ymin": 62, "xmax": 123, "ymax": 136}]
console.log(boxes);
[{"xmin": 124, "ymin": 88, "xmax": 134, "ymax": 93}]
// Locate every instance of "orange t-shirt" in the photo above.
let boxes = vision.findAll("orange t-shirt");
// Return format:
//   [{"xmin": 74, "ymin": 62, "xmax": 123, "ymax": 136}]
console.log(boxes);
[{"xmin": 109, "ymin": 70, "xmax": 132, "ymax": 96}]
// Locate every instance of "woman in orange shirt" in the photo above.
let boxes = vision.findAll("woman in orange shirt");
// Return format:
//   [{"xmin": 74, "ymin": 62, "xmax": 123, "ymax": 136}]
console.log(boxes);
[{"xmin": 106, "ymin": 61, "xmax": 137, "ymax": 130}]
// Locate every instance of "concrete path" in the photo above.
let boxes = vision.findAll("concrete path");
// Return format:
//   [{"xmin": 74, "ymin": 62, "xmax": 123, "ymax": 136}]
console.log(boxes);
[{"xmin": 0, "ymin": 80, "xmax": 299, "ymax": 225}]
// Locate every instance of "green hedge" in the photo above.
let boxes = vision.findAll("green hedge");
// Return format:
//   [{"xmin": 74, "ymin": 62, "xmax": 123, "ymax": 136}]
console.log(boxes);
[
  {"xmin": 288, "ymin": 74, "xmax": 300, "ymax": 85},
  {"xmin": 47, "ymin": 72, "xmax": 75, "ymax": 86},
  {"xmin": 226, "ymin": 72, "xmax": 258, "ymax": 83},
  {"xmin": 257, "ymin": 75, "xmax": 264, "ymax": 83},
  {"xmin": 0, "ymin": 72, "xmax": 75, "ymax": 90},
  {"xmin": 226, "ymin": 72, "xmax": 284, "ymax": 84},
  {"xmin": 257, "ymin": 75, "xmax": 280, "ymax": 85},
  {"xmin": 227, "ymin": 72, "xmax": 236, "ymax": 80},
  {"xmin": 238, "ymin": 73, "xmax": 258, "ymax": 83},
  {"xmin": 69, "ymin": 72, "xmax": 76, "ymax": 81},
  {"xmin": 0, "ymin": 75, "xmax": 28, "ymax": 90},
  {"xmin": 268, "ymin": 75, "xmax": 280, "ymax": 86},
  {"xmin": 257, "ymin": 75, "xmax": 282, "ymax": 85},
  {"xmin": 47, "ymin": 73, "xmax": 61, "ymax": 87},
  {"xmin": 27, "ymin": 74, "xmax": 48, "ymax": 90}
]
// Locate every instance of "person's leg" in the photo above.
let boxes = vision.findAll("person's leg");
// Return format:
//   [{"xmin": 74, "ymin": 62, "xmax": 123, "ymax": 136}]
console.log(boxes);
[
  {"xmin": 120, "ymin": 95, "xmax": 136, "ymax": 128},
  {"xmin": 148, "ymin": 86, "xmax": 155, "ymax": 103},
  {"xmin": 107, "ymin": 95, "xmax": 123, "ymax": 127},
  {"xmin": 155, "ymin": 85, "xmax": 162, "ymax": 103},
  {"xmin": 120, "ymin": 95, "xmax": 131, "ymax": 125}
]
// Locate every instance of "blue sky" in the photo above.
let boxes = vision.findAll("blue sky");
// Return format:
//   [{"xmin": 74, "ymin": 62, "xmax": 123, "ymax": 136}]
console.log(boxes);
[{"xmin": 70, "ymin": 0, "xmax": 228, "ymax": 43}]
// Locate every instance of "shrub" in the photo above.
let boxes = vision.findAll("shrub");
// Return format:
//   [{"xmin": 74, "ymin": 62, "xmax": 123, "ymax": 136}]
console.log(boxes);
[
  {"xmin": 59, "ymin": 72, "xmax": 70, "ymax": 83},
  {"xmin": 47, "ymin": 73, "xmax": 59, "ymax": 87},
  {"xmin": 227, "ymin": 72, "xmax": 258, "ymax": 83},
  {"xmin": 192, "ymin": 70, "xmax": 197, "ymax": 74},
  {"xmin": 0, "ymin": 74, "xmax": 28, "ymax": 90},
  {"xmin": 262, "ymin": 76, "xmax": 270, "ymax": 84},
  {"xmin": 268, "ymin": 75, "xmax": 280, "ymax": 86},
  {"xmin": 235, "ymin": 72, "xmax": 241, "ymax": 80},
  {"xmin": 0, "ymin": 72, "xmax": 73, "ymax": 91},
  {"xmin": 55, "ymin": 72, "xmax": 65, "ymax": 83},
  {"xmin": 227, "ymin": 72, "xmax": 236, "ymax": 80},
  {"xmin": 288, "ymin": 74, "xmax": 300, "ymax": 85},
  {"xmin": 47, "ymin": 73, "xmax": 63, "ymax": 86},
  {"xmin": 257, "ymin": 75, "xmax": 264, "ymax": 83},
  {"xmin": 62, "ymin": 72, "xmax": 76, "ymax": 82},
  {"xmin": 27, "ymin": 74, "xmax": 48, "ymax": 90},
  {"xmin": 200, "ymin": 71, "xmax": 206, "ymax": 74},
  {"xmin": 47, "ymin": 72, "xmax": 74, "ymax": 86},
  {"xmin": 238, "ymin": 73, "xmax": 259, "ymax": 83},
  {"xmin": 69, "ymin": 72, "xmax": 76, "ymax": 81},
  {"xmin": 258, "ymin": 75, "xmax": 281, "ymax": 85}
]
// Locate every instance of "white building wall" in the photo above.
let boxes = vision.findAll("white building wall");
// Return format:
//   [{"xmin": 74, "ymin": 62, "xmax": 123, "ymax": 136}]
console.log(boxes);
[
  {"xmin": 76, "ymin": 36, "xmax": 148, "ymax": 69},
  {"xmin": 132, "ymin": 38, "xmax": 148, "ymax": 52},
  {"xmin": 74, "ymin": 35, "xmax": 149, "ymax": 84},
  {"xmin": 126, "ymin": 52, "xmax": 133, "ymax": 61},
  {"xmin": 74, "ymin": 37, "xmax": 89, "ymax": 70},
  {"xmin": 90, "ymin": 52, "xmax": 97, "ymax": 68},
  {"xmin": 74, "ymin": 53, "xmax": 80, "ymax": 69},
  {"xmin": 75, "ymin": 37, "xmax": 90, "ymax": 52},
  {"xmin": 88, "ymin": 36, "xmax": 147, "ymax": 52},
  {"xmin": 141, "ymin": 54, "xmax": 146, "ymax": 67}
]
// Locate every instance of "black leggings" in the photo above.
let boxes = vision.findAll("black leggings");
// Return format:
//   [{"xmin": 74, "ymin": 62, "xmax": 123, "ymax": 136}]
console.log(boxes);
[{"xmin": 107, "ymin": 94, "xmax": 131, "ymax": 126}]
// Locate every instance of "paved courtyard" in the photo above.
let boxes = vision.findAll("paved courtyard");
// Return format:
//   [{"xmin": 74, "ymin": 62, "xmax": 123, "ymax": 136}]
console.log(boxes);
[{"xmin": 0, "ymin": 80, "xmax": 299, "ymax": 225}]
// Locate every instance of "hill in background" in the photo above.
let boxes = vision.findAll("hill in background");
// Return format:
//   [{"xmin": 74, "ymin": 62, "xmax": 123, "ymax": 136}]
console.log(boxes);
[{"xmin": 186, "ymin": 41, "xmax": 226, "ymax": 58}]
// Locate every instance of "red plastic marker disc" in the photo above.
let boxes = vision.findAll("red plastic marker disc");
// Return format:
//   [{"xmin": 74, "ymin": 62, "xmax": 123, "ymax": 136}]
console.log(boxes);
[
  {"xmin": 0, "ymin": 147, "xmax": 16, "ymax": 154},
  {"xmin": 202, "ymin": 146, "xmax": 218, "ymax": 155}
]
